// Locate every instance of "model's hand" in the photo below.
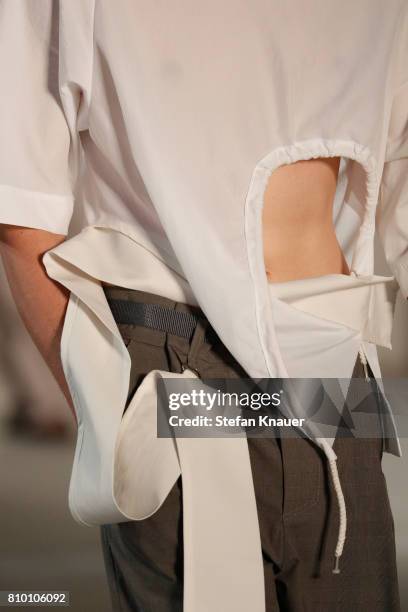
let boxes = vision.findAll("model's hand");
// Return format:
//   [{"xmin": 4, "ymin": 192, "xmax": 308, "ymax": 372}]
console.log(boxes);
[{"xmin": 0, "ymin": 224, "xmax": 77, "ymax": 425}]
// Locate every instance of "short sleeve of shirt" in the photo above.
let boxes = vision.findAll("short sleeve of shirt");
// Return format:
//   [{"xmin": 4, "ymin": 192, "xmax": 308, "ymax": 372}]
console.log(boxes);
[{"xmin": 0, "ymin": 0, "xmax": 77, "ymax": 235}]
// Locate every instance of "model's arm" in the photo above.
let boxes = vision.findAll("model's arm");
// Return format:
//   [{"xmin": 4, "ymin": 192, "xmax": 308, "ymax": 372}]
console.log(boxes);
[{"xmin": 0, "ymin": 224, "xmax": 76, "ymax": 424}]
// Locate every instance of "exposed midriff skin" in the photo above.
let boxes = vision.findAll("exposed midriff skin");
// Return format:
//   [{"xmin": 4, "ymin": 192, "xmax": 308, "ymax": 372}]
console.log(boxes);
[{"xmin": 262, "ymin": 157, "xmax": 350, "ymax": 282}]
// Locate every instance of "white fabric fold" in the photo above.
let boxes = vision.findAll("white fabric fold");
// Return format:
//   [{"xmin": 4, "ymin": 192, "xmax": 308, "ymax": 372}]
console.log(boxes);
[
  {"xmin": 44, "ymin": 243, "xmax": 265, "ymax": 612},
  {"xmin": 43, "ymin": 229, "xmax": 401, "ymax": 611},
  {"xmin": 269, "ymin": 271, "xmax": 401, "ymax": 456},
  {"xmin": 115, "ymin": 369, "xmax": 265, "ymax": 612},
  {"xmin": 269, "ymin": 272, "xmax": 399, "ymax": 349}
]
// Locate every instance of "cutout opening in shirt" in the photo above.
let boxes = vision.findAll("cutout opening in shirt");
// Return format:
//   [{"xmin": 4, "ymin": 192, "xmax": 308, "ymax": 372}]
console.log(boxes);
[
  {"xmin": 261, "ymin": 155, "xmax": 349, "ymax": 283},
  {"xmin": 243, "ymin": 139, "xmax": 378, "ymax": 377}
]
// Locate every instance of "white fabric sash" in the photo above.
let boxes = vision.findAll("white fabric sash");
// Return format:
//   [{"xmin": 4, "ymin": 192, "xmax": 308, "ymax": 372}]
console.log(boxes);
[
  {"xmin": 43, "ymin": 246, "xmax": 265, "ymax": 612},
  {"xmin": 43, "ymin": 235, "xmax": 399, "ymax": 612}
]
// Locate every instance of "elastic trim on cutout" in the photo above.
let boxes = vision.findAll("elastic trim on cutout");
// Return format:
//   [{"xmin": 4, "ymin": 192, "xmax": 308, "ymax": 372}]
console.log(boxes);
[{"xmin": 243, "ymin": 138, "xmax": 379, "ymax": 378}]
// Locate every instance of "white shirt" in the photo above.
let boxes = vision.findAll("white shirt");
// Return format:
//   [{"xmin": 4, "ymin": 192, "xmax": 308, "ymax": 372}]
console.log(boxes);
[
  {"xmin": 0, "ymin": 0, "xmax": 407, "ymax": 379},
  {"xmin": 0, "ymin": 3, "xmax": 407, "ymax": 608}
]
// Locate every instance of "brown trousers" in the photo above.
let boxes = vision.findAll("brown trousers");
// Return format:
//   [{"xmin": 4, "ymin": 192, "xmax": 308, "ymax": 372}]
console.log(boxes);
[{"xmin": 100, "ymin": 287, "xmax": 400, "ymax": 612}]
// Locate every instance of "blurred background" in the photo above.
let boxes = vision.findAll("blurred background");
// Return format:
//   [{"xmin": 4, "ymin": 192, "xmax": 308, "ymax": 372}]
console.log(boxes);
[
  {"xmin": 0, "ymin": 261, "xmax": 111, "ymax": 611},
  {"xmin": 0, "ymin": 245, "xmax": 407, "ymax": 612}
]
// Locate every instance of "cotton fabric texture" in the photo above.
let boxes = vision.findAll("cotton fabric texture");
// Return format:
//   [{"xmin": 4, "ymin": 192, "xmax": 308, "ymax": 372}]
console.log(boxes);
[
  {"xmin": 0, "ymin": 1, "xmax": 407, "ymax": 380},
  {"xmin": 0, "ymin": 1, "xmax": 407, "ymax": 610}
]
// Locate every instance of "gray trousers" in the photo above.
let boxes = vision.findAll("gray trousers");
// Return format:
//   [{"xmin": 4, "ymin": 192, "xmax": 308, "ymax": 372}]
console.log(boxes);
[{"xmin": 100, "ymin": 286, "xmax": 400, "ymax": 612}]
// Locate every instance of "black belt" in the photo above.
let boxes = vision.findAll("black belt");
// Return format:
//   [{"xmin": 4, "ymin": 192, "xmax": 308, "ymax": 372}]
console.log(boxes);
[{"xmin": 106, "ymin": 298, "xmax": 218, "ymax": 344}]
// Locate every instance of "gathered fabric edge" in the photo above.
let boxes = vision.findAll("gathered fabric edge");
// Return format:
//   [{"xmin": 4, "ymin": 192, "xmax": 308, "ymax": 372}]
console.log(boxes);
[{"xmin": 243, "ymin": 138, "xmax": 379, "ymax": 382}]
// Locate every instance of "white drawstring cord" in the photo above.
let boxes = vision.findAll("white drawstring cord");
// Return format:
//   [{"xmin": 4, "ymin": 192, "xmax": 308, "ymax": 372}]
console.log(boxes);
[
  {"xmin": 322, "ymin": 345, "xmax": 370, "ymax": 573},
  {"xmin": 327, "ymin": 456, "xmax": 347, "ymax": 574},
  {"xmin": 318, "ymin": 439, "xmax": 347, "ymax": 574}
]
